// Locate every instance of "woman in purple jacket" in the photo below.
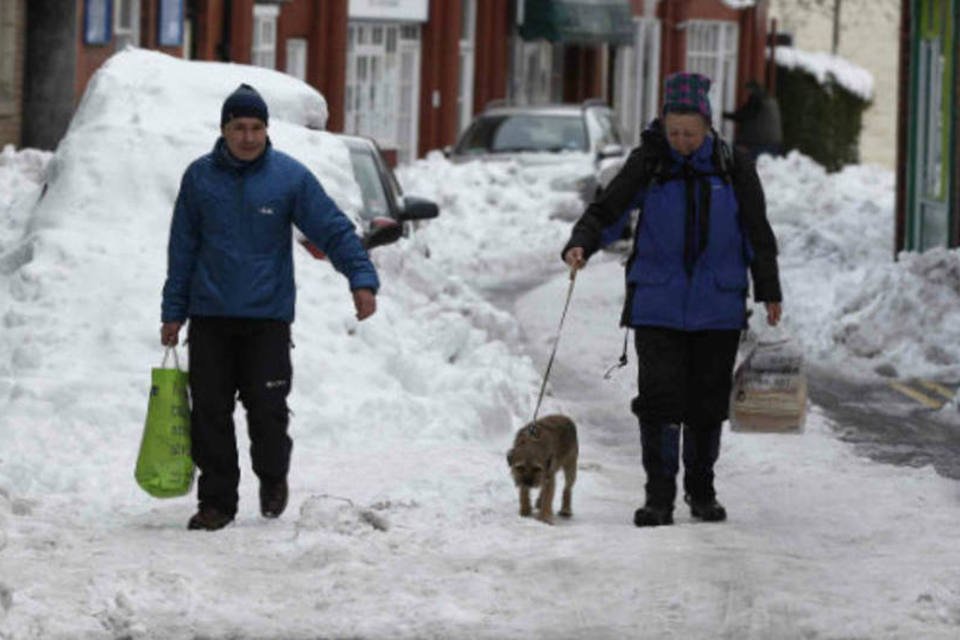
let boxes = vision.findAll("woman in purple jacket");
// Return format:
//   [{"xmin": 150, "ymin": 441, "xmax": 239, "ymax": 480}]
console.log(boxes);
[{"xmin": 563, "ymin": 72, "xmax": 783, "ymax": 527}]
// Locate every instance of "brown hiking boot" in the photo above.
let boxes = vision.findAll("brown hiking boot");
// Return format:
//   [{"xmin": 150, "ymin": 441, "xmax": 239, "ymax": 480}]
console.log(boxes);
[
  {"xmin": 260, "ymin": 479, "xmax": 288, "ymax": 518},
  {"xmin": 187, "ymin": 506, "xmax": 234, "ymax": 531}
]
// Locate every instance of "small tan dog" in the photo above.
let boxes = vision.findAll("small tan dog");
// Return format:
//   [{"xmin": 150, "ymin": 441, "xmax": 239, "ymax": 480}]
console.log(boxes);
[{"xmin": 506, "ymin": 414, "xmax": 578, "ymax": 524}]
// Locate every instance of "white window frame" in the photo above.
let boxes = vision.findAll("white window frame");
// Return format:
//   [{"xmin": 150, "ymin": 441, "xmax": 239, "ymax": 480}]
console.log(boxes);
[
  {"xmin": 615, "ymin": 17, "xmax": 661, "ymax": 146},
  {"xmin": 457, "ymin": 0, "xmax": 477, "ymax": 134},
  {"xmin": 252, "ymin": 5, "xmax": 280, "ymax": 69},
  {"xmin": 0, "ymin": 0, "xmax": 16, "ymax": 115},
  {"xmin": 286, "ymin": 38, "xmax": 308, "ymax": 81},
  {"xmin": 114, "ymin": 0, "xmax": 141, "ymax": 50},
  {"xmin": 345, "ymin": 22, "xmax": 421, "ymax": 164},
  {"xmin": 685, "ymin": 20, "xmax": 739, "ymax": 140}
]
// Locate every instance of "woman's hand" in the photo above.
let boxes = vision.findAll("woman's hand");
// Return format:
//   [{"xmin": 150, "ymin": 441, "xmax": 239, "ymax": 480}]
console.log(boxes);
[
  {"xmin": 564, "ymin": 247, "xmax": 586, "ymax": 271},
  {"xmin": 764, "ymin": 302, "xmax": 782, "ymax": 326}
]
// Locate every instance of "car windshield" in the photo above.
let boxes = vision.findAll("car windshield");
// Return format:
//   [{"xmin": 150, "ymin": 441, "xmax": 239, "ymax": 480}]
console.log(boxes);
[
  {"xmin": 347, "ymin": 147, "xmax": 391, "ymax": 221},
  {"xmin": 456, "ymin": 114, "xmax": 588, "ymax": 154}
]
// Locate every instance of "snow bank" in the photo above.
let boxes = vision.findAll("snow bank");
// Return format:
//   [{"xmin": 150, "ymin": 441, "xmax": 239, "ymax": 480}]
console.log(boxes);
[
  {"xmin": 0, "ymin": 49, "xmax": 539, "ymax": 510},
  {"xmin": 757, "ymin": 151, "xmax": 960, "ymax": 382},
  {"xmin": 773, "ymin": 45, "xmax": 875, "ymax": 101},
  {"xmin": 0, "ymin": 145, "xmax": 51, "ymax": 258},
  {"xmin": 397, "ymin": 151, "xmax": 583, "ymax": 289}
]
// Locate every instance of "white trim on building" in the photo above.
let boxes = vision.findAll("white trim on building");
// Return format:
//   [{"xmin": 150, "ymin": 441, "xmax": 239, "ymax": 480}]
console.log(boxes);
[
  {"xmin": 685, "ymin": 19, "xmax": 740, "ymax": 140},
  {"xmin": 252, "ymin": 4, "xmax": 280, "ymax": 69}
]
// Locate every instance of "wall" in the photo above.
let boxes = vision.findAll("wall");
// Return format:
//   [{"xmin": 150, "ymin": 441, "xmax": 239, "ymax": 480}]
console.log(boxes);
[
  {"xmin": 0, "ymin": 0, "xmax": 25, "ymax": 147},
  {"xmin": 767, "ymin": 0, "xmax": 901, "ymax": 168},
  {"xmin": 418, "ymin": 0, "xmax": 461, "ymax": 157}
]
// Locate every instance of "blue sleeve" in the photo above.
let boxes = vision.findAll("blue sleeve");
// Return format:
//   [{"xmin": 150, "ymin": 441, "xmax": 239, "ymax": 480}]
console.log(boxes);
[
  {"xmin": 598, "ymin": 189, "xmax": 645, "ymax": 248},
  {"xmin": 161, "ymin": 169, "xmax": 201, "ymax": 323},
  {"xmin": 293, "ymin": 173, "xmax": 380, "ymax": 292}
]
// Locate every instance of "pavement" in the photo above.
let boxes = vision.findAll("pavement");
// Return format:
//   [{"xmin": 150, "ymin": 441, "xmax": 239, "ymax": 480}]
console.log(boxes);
[{"xmin": 807, "ymin": 366, "xmax": 960, "ymax": 480}]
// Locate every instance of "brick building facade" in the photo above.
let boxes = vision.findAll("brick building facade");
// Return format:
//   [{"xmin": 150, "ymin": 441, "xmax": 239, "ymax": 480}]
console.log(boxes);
[{"xmin": 3, "ymin": 1, "xmax": 770, "ymax": 164}]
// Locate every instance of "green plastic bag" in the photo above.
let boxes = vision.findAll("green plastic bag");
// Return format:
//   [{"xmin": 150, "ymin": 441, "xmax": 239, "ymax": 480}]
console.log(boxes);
[{"xmin": 135, "ymin": 347, "xmax": 195, "ymax": 498}]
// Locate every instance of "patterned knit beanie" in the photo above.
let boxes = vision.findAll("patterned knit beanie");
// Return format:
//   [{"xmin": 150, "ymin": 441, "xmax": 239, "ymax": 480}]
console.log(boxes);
[
  {"xmin": 221, "ymin": 83, "xmax": 269, "ymax": 127},
  {"xmin": 662, "ymin": 72, "xmax": 712, "ymax": 121}
]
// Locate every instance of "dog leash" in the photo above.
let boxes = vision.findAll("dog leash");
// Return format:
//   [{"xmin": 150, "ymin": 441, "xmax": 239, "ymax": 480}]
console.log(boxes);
[{"xmin": 530, "ymin": 267, "xmax": 578, "ymax": 433}]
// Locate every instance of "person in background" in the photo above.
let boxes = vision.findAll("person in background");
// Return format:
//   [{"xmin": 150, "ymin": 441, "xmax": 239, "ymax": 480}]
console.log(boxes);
[
  {"xmin": 161, "ymin": 84, "xmax": 379, "ymax": 531},
  {"xmin": 722, "ymin": 80, "xmax": 784, "ymax": 160},
  {"xmin": 562, "ymin": 72, "xmax": 782, "ymax": 527}
]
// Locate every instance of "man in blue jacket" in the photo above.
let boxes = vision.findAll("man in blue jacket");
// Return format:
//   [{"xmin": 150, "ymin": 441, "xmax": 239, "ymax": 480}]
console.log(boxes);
[{"xmin": 160, "ymin": 84, "xmax": 380, "ymax": 531}]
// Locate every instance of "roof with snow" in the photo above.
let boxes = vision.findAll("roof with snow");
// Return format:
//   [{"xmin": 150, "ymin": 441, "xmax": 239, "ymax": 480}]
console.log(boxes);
[{"xmin": 771, "ymin": 46, "xmax": 875, "ymax": 102}]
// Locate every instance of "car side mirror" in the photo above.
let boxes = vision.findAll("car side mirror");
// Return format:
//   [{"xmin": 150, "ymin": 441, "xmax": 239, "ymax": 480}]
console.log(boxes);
[
  {"xmin": 398, "ymin": 195, "xmax": 439, "ymax": 222},
  {"xmin": 363, "ymin": 217, "xmax": 404, "ymax": 250},
  {"xmin": 597, "ymin": 143, "xmax": 625, "ymax": 160}
]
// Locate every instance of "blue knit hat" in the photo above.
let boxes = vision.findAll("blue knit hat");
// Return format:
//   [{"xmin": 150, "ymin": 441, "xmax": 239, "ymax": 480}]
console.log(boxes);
[
  {"xmin": 662, "ymin": 72, "xmax": 712, "ymax": 121},
  {"xmin": 221, "ymin": 83, "xmax": 269, "ymax": 127}
]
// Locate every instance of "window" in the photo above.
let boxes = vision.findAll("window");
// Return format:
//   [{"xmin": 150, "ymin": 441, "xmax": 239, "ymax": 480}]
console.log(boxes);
[
  {"xmin": 286, "ymin": 38, "xmax": 307, "ymax": 81},
  {"xmin": 457, "ymin": 0, "xmax": 477, "ymax": 133},
  {"xmin": 345, "ymin": 23, "xmax": 421, "ymax": 163},
  {"xmin": 114, "ymin": 0, "xmax": 141, "ymax": 49},
  {"xmin": 512, "ymin": 40, "xmax": 556, "ymax": 105},
  {"xmin": 913, "ymin": 37, "xmax": 950, "ymax": 250},
  {"xmin": 158, "ymin": 0, "xmax": 184, "ymax": 47},
  {"xmin": 685, "ymin": 20, "xmax": 739, "ymax": 140},
  {"xmin": 252, "ymin": 5, "xmax": 279, "ymax": 69},
  {"xmin": 84, "ymin": 0, "xmax": 112, "ymax": 45}
]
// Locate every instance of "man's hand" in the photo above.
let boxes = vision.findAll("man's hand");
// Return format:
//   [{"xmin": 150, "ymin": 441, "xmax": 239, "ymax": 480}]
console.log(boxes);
[
  {"xmin": 353, "ymin": 288, "xmax": 376, "ymax": 321},
  {"xmin": 161, "ymin": 321, "xmax": 183, "ymax": 346},
  {"xmin": 564, "ymin": 247, "xmax": 586, "ymax": 271},
  {"xmin": 764, "ymin": 302, "xmax": 782, "ymax": 326}
]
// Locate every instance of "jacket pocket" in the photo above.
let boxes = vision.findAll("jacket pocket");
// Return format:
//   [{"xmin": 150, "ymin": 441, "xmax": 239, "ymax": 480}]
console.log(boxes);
[
  {"xmin": 627, "ymin": 268, "xmax": 672, "ymax": 286},
  {"xmin": 713, "ymin": 269, "xmax": 748, "ymax": 292}
]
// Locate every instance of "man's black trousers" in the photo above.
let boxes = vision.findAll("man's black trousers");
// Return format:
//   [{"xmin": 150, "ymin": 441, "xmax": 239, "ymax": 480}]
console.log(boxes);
[
  {"xmin": 187, "ymin": 316, "xmax": 292, "ymax": 516},
  {"xmin": 631, "ymin": 326, "xmax": 741, "ymax": 507}
]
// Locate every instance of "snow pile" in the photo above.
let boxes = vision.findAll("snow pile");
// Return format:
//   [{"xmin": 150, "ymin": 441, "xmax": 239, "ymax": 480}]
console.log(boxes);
[
  {"xmin": 0, "ymin": 145, "xmax": 51, "ymax": 256},
  {"xmin": 0, "ymin": 48, "xmax": 538, "ymax": 512},
  {"xmin": 832, "ymin": 248, "xmax": 960, "ymax": 378},
  {"xmin": 757, "ymin": 151, "xmax": 960, "ymax": 381},
  {"xmin": 397, "ymin": 151, "xmax": 583, "ymax": 288},
  {"xmin": 772, "ymin": 45, "xmax": 875, "ymax": 101}
]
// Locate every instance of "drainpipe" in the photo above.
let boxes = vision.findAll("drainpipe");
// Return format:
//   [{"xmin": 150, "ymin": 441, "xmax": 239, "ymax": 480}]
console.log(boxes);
[{"xmin": 218, "ymin": 0, "xmax": 232, "ymax": 61}]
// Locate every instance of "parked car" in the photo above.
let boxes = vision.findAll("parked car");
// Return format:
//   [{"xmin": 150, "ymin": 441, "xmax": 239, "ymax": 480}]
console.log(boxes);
[
  {"xmin": 446, "ymin": 100, "xmax": 627, "ymax": 208},
  {"xmin": 300, "ymin": 134, "xmax": 439, "ymax": 258}
]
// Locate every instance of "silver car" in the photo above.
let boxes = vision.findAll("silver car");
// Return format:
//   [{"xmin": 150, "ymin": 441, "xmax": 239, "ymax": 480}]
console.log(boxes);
[
  {"xmin": 447, "ymin": 101, "xmax": 627, "ymax": 206},
  {"xmin": 300, "ymin": 134, "xmax": 439, "ymax": 259}
]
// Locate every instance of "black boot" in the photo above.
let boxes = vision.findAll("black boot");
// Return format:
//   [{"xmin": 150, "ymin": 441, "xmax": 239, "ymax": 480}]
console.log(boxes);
[
  {"xmin": 260, "ymin": 479, "xmax": 288, "ymax": 518},
  {"xmin": 634, "ymin": 504, "xmax": 674, "ymax": 527},
  {"xmin": 685, "ymin": 494, "xmax": 727, "ymax": 522},
  {"xmin": 187, "ymin": 505, "xmax": 234, "ymax": 531}
]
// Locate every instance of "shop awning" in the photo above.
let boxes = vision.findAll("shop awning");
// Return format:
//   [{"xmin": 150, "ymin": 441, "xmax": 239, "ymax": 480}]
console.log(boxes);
[{"xmin": 519, "ymin": 0, "xmax": 634, "ymax": 46}]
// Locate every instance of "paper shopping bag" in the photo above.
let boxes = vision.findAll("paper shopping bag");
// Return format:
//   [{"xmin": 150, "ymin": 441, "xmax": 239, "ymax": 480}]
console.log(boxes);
[
  {"xmin": 729, "ymin": 336, "xmax": 807, "ymax": 433},
  {"xmin": 135, "ymin": 347, "xmax": 195, "ymax": 497}
]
